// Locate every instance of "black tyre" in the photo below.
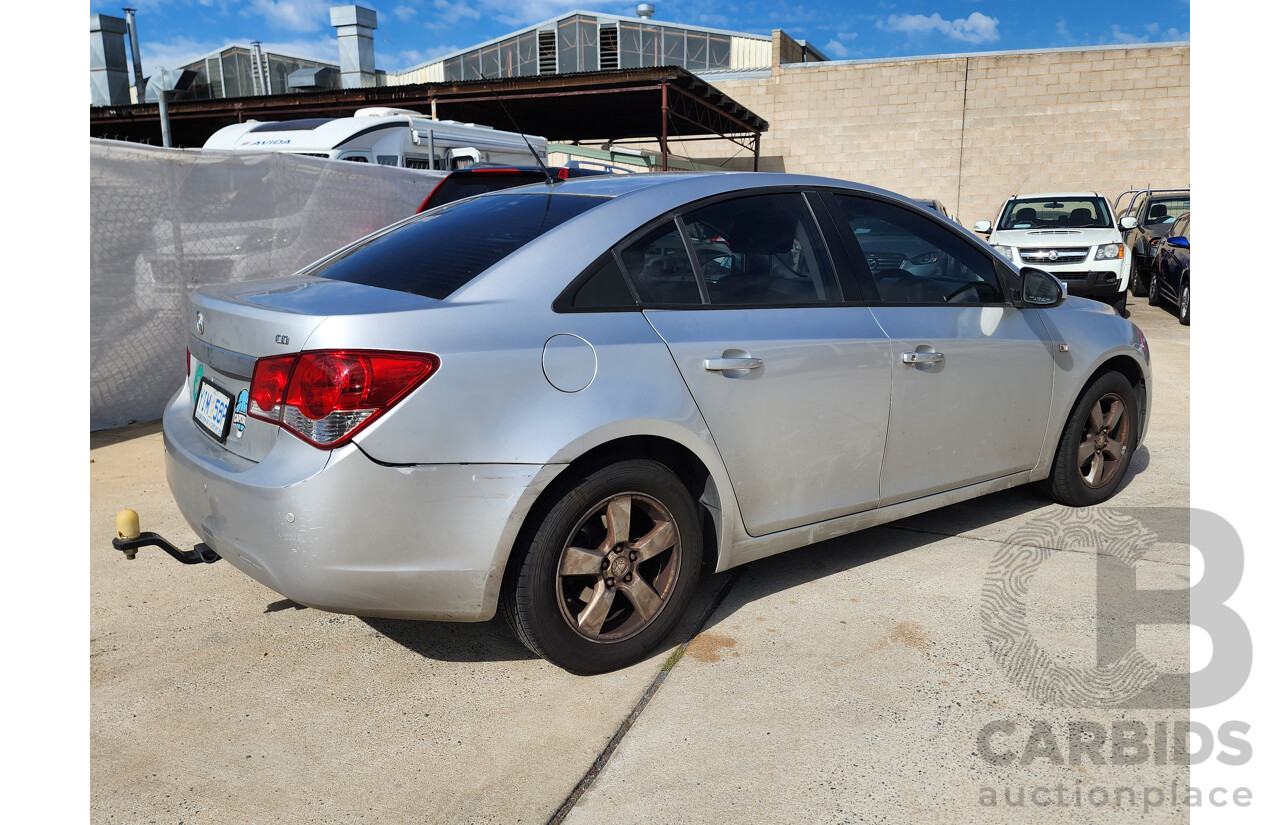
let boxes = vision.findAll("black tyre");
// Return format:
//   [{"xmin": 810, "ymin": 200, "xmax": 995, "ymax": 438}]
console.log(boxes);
[
  {"xmin": 1178, "ymin": 280, "xmax": 1190, "ymax": 326},
  {"xmin": 1108, "ymin": 292, "xmax": 1129, "ymax": 318},
  {"xmin": 501, "ymin": 459, "xmax": 703, "ymax": 674},
  {"xmin": 1040, "ymin": 372, "xmax": 1139, "ymax": 507},
  {"xmin": 1130, "ymin": 263, "xmax": 1149, "ymax": 297},
  {"xmin": 1147, "ymin": 267, "xmax": 1162, "ymax": 306}
]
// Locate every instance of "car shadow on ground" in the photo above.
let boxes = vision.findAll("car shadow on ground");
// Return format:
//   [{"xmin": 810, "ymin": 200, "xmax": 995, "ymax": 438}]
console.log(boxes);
[{"xmin": 362, "ymin": 614, "xmax": 539, "ymax": 663}]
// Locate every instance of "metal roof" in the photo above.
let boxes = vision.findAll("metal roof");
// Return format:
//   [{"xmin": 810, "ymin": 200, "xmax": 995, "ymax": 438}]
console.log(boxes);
[
  {"xmin": 89, "ymin": 66, "xmax": 768, "ymax": 154},
  {"xmin": 393, "ymin": 8, "xmax": 772, "ymax": 76}
]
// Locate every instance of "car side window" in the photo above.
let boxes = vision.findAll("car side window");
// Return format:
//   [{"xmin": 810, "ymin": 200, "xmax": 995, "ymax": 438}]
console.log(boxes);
[
  {"xmin": 619, "ymin": 221, "xmax": 703, "ymax": 305},
  {"xmin": 681, "ymin": 193, "xmax": 839, "ymax": 306},
  {"xmin": 570, "ymin": 255, "xmax": 637, "ymax": 310},
  {"xmin": 833, "ymin": 195, "xmax": 1003, "ymax": 305}
]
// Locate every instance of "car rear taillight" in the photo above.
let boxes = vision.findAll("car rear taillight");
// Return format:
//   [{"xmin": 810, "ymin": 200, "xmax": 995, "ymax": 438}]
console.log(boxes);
[
  {"xmin": 186, "ymin": 347, "xmax": 191, "ymax": 378},
  {"xmin": 248, "ymin": 354, "xmax": 297, "ymax": 422},
  {"xmin": 247, "ymin": 350, "xmax": 439, "ymax": 448}
]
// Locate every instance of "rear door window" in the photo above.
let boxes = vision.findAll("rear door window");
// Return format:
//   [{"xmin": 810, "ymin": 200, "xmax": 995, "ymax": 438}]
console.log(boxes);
[
  {"xmin": 681, "ymin": 193, "xmax": 839, "ymax": 306},
  {"xmin": 310, "ymin": 193, "xmax": 604, "ymax": 299}
]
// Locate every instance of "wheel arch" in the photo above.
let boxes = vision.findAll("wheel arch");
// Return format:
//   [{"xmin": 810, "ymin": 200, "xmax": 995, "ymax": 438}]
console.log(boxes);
[
  {"xmin": 1074, "ymin": 352, "xmax": 1150, "ymax": 451},
  {"xmin": 480, "ymin": 429, "xmax": 737, "ymax": 619}
]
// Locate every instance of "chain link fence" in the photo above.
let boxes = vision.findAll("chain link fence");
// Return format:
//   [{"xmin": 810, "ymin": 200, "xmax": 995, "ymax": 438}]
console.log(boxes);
[{"xmin": 90, "ymin": 139, "xmax": 443, "ymax": 430}]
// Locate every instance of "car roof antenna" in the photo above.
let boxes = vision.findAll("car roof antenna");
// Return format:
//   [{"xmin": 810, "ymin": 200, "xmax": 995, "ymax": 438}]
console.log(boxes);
[{"xmin": 478, "ymin": 73, "xmax": 556, "ymax": 186}]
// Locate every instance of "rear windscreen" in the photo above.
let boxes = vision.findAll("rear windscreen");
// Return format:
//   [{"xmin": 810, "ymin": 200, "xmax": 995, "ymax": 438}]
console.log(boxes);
[{"xmin": 309, "ymin": 193, "xmax": 605, "ymax": 299}]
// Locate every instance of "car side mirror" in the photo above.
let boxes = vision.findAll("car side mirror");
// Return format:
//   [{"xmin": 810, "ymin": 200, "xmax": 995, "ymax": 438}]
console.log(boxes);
[
  {"xmin": 973, "ymin": 220, "xmax": 992, "ymax": 234},
  {"xmin": 1020, "ymin": 267, "xmax": 1066, "ymax": 308},
  {"xmin": 1167, "ymin": 235, "xmax": 1189, "ymax": 249},
  {"xmin": 1120, "ymin": 216, "xmax": 1138, "ymax": 230}
]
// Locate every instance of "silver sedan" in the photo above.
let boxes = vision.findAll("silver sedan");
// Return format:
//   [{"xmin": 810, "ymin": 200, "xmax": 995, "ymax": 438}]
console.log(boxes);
[{"xmin": 164, "ymin": 172, "xmax": 1151, "ymax": 674}]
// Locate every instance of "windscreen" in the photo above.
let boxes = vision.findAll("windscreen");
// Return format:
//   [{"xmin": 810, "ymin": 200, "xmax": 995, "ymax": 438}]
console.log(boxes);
[
  {"xmin": 310, "ymin": 193, "xmax": 604, "ymax": 299},
  {"xmin": 998, "ymin": 196, "xmax": 1113, "ymax": 230}
]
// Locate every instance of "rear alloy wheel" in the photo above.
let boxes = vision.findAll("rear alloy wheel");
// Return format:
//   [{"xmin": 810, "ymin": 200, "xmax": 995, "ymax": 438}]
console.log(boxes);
[
  {"xmin": 502, "ymin": 459, "xmax": 702, "ymax": 674},
  {"xmin": 1041, "ymin": 373, "xmax": 1138, "ymax": 506},
  {"xmin": 1179, "ymin": 281, "xmax": 1191, "ymax": 326}
]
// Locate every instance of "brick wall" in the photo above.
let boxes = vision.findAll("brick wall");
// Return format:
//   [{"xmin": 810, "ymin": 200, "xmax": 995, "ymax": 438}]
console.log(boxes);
[{"xmin": 669, "ymin": 42, "xmax": 1189, "ymax": 226}]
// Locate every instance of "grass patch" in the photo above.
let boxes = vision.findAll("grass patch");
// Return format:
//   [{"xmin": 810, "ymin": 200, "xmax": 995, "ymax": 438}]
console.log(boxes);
[{"xmin": 661, "ymin": 648, "xmax": 684, "ymax": 671}]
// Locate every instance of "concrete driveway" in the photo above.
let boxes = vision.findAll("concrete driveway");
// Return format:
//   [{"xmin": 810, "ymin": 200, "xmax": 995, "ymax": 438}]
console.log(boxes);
[{"xmin": 91, "ymin": 301, "xmax": 1190, "ymax": 824}]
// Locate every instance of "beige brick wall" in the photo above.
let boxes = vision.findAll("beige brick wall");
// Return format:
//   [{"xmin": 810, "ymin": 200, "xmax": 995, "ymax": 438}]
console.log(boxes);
[{"xmin": 664, "ymin": 44, "xmax": 1189, "ymax": 226}]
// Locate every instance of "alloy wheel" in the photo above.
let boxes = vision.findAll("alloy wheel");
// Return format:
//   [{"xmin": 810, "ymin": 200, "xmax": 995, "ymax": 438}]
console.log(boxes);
[
  {"xmin": 1077, "ymin": 393, "xmax": 1130, "ymax": 488},
  {"xmin": 555, "ymin": 492, "xmax": 682, "ymax": 643}
]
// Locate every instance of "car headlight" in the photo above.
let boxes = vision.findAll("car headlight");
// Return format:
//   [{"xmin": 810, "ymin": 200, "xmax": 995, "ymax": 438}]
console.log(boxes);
[
  {"xmin": 992, "ymin": 245, "xmax": 1015, "ymax": 261},
  {"xmin": 1095, "ymin": 243, "xmax": 1124, "ymax": 260}
]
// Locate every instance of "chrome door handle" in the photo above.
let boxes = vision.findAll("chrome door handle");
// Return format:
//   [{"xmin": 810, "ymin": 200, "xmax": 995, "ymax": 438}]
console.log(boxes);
[
  {"xmin": 902, "ymin": 351, "xmax": 944, "ymax": 365},
  {"xmin": 704, "ymin": 357, "xmax": 764, "ymax": 371}
]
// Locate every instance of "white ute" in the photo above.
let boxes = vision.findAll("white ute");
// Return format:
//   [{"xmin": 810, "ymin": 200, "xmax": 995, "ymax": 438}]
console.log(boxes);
[{"xmin": 974, "ymin": 192, "xmax": 1138, "ymax": 316}]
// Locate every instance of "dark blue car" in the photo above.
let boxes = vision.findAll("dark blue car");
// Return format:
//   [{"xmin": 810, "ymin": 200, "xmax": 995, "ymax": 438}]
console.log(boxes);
[{"xmin": 1148, "ymin": 212, "xmax": 1190, "ymax": 325}]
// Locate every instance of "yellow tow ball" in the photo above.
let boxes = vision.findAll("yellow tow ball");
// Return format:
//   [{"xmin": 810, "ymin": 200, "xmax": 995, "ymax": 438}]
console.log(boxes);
[{"xmin": 116, "ymin": 509, "xmax": 141, "ymax": 542}]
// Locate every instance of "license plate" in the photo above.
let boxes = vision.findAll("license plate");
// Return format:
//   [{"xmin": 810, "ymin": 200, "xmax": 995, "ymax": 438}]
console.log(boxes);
[{"xmin": 193, "ymin": 379, "xmax": 234, "ymax": 442}]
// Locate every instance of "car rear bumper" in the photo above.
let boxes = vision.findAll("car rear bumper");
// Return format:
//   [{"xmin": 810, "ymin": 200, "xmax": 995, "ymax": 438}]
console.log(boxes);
[{"xmin": 162, "ymin": 388, "xmax": 560, "ymax": 621}]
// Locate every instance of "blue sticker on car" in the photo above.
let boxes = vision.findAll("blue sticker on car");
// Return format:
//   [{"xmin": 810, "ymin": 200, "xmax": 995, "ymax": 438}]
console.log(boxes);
[{"xmin": 232, "ymin": 389, "xmax": 249, "ymax": 438}]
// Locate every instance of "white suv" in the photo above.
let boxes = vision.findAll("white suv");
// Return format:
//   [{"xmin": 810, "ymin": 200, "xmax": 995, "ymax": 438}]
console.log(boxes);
[{"xmin": 975, "ymin": 192, "xmax": 1137, "ymax": 316}]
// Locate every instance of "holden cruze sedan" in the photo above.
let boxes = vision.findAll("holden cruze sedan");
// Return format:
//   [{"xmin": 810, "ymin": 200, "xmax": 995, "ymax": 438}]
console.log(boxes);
[{"xmin": 165, "ymin": 172, "xmax": 1151, "ymax": 674}]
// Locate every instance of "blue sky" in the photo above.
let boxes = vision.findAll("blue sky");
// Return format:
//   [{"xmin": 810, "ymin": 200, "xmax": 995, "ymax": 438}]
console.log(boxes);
[{"xmin": 87, "ymin": 0, "xmax": 1190, "ymax": 74}]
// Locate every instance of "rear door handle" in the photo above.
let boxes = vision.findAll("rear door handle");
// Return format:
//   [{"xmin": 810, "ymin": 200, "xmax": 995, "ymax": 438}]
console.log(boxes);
[
  {"xmin": 902, "ymin": 351, "xmax": 944, "ymax": 365},
  {"xmin": 704, "ymin": 357, "xmax": 764, "ymax": 371}
]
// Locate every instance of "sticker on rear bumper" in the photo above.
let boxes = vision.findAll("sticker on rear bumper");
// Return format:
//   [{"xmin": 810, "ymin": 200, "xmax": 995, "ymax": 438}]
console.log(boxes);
[{"xmin": 232, "ymin": 389, "xmax": 249, "ymax": 438}]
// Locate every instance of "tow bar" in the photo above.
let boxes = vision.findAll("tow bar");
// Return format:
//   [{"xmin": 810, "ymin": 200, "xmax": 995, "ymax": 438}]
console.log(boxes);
[{"xmin": 113, "ymin": 509, "xmax": 221, "ymax": 565}]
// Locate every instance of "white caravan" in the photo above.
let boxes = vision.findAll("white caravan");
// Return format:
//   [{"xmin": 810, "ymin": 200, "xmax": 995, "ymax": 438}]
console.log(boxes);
[{"xmin": 202, "ymin": 107, "xmax": 548, "ymax": 171}]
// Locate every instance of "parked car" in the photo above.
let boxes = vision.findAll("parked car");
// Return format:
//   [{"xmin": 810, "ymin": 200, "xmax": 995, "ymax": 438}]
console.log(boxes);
[
  {"xmin": 974, "ymin": 192, "xmax": 1138, "ymax": 316},
  {"xmin": 160, "ymin": 173, "xmax": 1151, "ymax": 674},
  {"xmin": 416, "ymin": 165, "xmax": 614, "ymax": 213},
  {"xmin": 1115, "ymin": 188, "xmax": 1190, "ymax": 297},
  {"xmin": 1148, "ymin": 212, "xmax": 1191, "ymax": 325}
]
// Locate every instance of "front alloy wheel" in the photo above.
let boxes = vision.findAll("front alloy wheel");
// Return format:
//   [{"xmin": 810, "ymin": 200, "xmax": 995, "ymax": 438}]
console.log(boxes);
[
  {"xmin": 1041, "ymin": 372, "xmax": 1139, "ymax": 506},
  {"xmin": 1077, "ymin": 392, "xmax": 1131, "ymax": 489},
  {"xmin": 502, "ymin": 459, "xmax": 703, "ymax": 674}
]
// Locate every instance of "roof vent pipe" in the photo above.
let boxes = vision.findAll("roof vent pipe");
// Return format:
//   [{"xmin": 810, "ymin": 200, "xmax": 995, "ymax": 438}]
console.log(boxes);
[
  {"xmin": 636, "ymin": 4, "xmax": 655, "ymax": 19},
  {"xmin": 123, "ymin": 7, "xmax": 146, "ymax": 102}
]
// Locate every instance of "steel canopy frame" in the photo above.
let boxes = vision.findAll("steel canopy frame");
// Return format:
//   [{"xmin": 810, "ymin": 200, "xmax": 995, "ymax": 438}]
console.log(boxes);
[{"xmin": 89, "ymin": 66, "xmax": 767, "ymax": 170}]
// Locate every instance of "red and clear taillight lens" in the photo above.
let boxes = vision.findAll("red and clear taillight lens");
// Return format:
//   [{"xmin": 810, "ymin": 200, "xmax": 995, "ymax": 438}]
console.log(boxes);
[
  {"xmin": 248, "ymin": 354, "xmax": 296, "ymax": 422},
  {"xmin": 247, "ymin": 350, "xmax": 439, "ymax": 448}
]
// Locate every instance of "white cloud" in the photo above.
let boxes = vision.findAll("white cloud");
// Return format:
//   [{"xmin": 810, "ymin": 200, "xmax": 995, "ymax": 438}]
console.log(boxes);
[
  {"xmin": 391, "ymin": 5, "xmax": 418, "ymax": 22},
  {"xmin": 881, "ymin": 11, "xmax": 1000, "ymax": 44},
  {"xmin": 245, "ymin": 1, "xmax": 332, "ymax": 33},
  {"xmin": 432, "ymin": 0, "xmax": 482, "ymax": 24},
  {"xmin": 1103, "ymin": 23, "xmax": 1190, "ymax": 45},
  {"xmin": 824, "ymin": 39, "xmax": 849, "ymax": 59}
]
